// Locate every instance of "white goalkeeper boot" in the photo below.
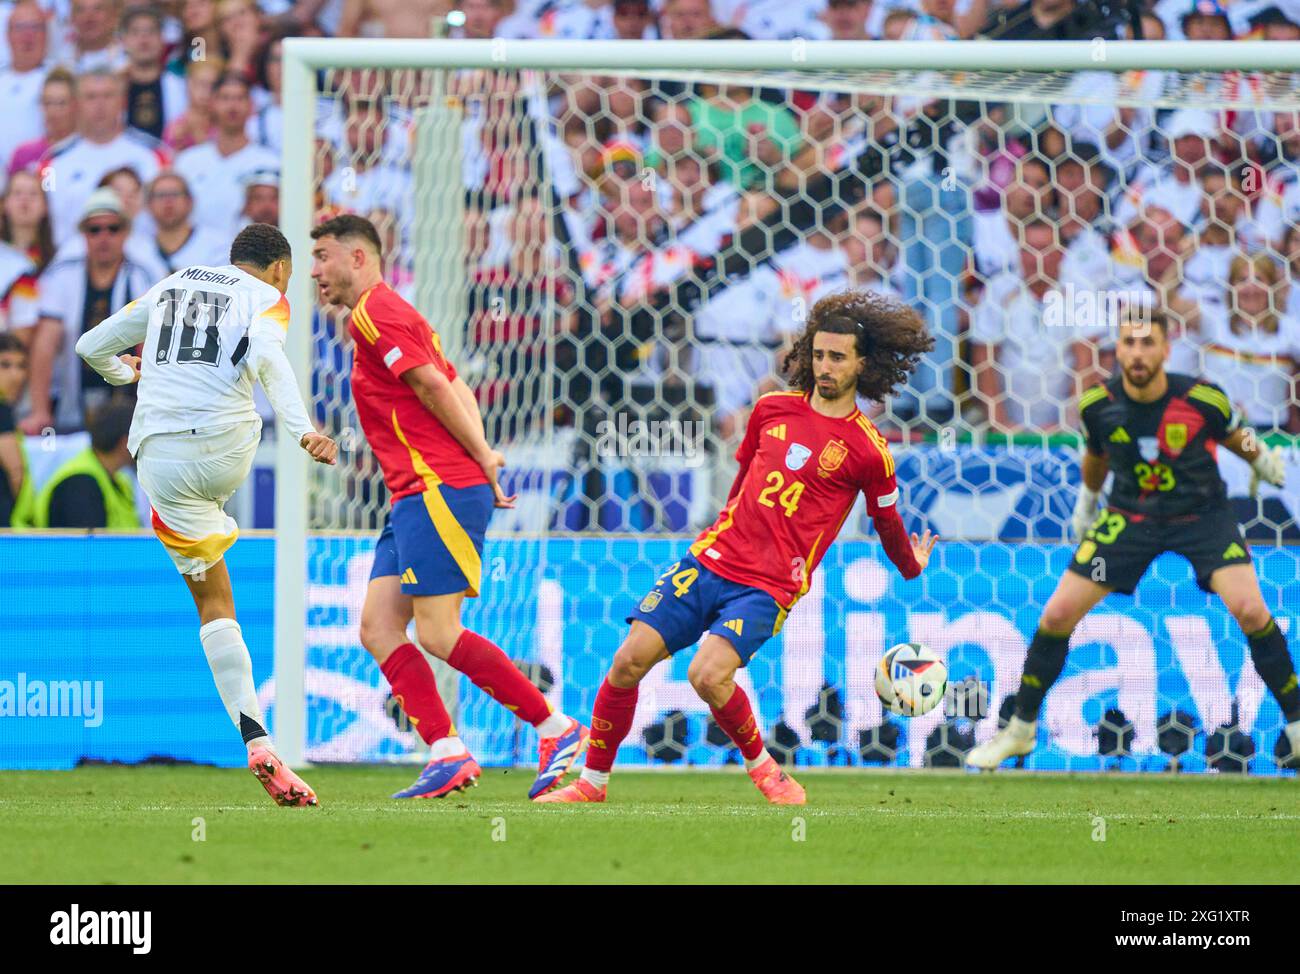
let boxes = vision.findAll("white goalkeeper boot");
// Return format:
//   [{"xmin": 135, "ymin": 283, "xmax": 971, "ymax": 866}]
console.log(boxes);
[
  {"xmin": 1283, "ymin": 721, "xmax": 1300, "ymax": 770},
  {"xmin": 966, "ymin": 716, "xmax": 1037, "ymax": 771}
]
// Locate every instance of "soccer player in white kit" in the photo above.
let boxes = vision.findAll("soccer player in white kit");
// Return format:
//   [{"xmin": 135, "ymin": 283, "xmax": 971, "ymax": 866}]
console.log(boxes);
[{"xmin": 74, "ymin": 223, "xmax": 338, "ymax": 807}]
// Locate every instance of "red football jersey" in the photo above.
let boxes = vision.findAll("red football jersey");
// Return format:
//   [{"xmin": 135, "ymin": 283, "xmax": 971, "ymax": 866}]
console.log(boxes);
[
  {"xmin": 348, "ymin": 282, "xmax": 488, "ymax": 500},
  {"xmin": 690, "ymin": 391, "xmax": 899, "ymax": 608}
]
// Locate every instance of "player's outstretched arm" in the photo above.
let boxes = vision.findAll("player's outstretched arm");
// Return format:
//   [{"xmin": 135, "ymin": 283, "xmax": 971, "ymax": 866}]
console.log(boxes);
[
  {"xmin": 402, "ymin": 364, "xmax": 517, "ymax": 508},
  {"xmin": 871, "ymin": 505, "xmax": 929, "ymax": 580},
  {"xmin": 248, "ymin": 321, "xmax": 335, "ymax": 464},
  {"xmin": 74, "ymin": 298, "xmax": 151, "ymax": 386}
]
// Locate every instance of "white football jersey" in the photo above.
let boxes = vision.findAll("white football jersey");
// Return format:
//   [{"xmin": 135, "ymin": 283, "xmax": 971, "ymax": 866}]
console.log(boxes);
[{"xmin": 75, "ymin": 263, "xmax": 314, "ymax": 456}]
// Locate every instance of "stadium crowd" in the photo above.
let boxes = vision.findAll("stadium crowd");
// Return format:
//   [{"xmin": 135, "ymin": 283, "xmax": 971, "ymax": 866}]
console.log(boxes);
[{"xmin": 0, "ymin": 0, "xmax": 1298, "ymax": 529}]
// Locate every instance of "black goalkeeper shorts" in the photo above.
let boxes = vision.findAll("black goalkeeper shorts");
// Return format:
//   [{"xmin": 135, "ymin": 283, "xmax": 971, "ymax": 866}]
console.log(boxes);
[{"xmin": 1066, "ymin": 504, "xmax": 1252, "ymax": 596}]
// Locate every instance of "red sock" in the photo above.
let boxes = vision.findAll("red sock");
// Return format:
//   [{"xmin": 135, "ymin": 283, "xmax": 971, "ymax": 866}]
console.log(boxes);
[
  {"xmin": 447, "ymin": 629, "xmax": 550, "ymax": 725},
  {"xmin": 585, "ymin": 678, "xmax": 638, "ymax": 773},
  {"xmin": 711, "ymin": 686, "xmax": 765, "ymax": 762},
  {"xmin": 379, "ymin": 643, "xmax": 452, "ymax": 745}
]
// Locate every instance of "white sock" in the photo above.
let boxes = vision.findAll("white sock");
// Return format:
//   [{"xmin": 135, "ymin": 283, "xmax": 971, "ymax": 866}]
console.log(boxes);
[
  {"xmin": 744, "ymin": 747, "xmax": 772, "ymax": 772},
  {"xmin": 580, "ymin": 768, "xmax": 609, "ymax": 788},
  {"xmin": 430, "ymin": 735, "xmax": 468, "ymax": 760},
  {"xmin": 535, "ymin": 711, "xmax": 570, "ymax": 738},
  {"xmin": 199, "ymin": 618, "xmax": 270, "ymax": 749},
  {"xmin": 1286, "ymin": 719, "xmax": 1300, "ymax": 741}
]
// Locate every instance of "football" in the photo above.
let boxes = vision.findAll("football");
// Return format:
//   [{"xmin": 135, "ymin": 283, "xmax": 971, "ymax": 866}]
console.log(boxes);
[{"xmin": 875, "ymin": 642, "xmax": 948, "ymax": 717}]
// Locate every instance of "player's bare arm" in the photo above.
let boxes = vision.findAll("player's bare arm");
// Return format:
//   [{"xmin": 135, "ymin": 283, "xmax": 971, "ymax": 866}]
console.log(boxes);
[
  {"xmin": 452, "ymin": 375, "xmax": 487, "ymax": 442},
  {"xmin": 402, "ymin": 364, "xmax": 516, "ymax": 508}
]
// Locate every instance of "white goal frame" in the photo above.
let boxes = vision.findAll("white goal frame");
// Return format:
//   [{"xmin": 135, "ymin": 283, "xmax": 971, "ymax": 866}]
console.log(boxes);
[{"xmin": 275, "ymin": 38, "xmax": 1300, "ymax": 766}]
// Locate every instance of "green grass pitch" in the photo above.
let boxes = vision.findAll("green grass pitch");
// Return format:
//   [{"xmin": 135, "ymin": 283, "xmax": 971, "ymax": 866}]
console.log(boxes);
[{"xmin": 2, "ymin": 766, "xmax": 1296, "ymax": 884}]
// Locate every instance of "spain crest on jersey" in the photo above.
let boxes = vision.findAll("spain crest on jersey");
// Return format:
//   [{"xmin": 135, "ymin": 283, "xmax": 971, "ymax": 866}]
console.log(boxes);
[
  {"xmin": 639, "ymin": 591, "xmax": 662, "ymax": 613},
  {"xmin": 785, "ymin": 443, "xmax": 812, "ymax": 471},
  {"xmin": 818, "ymin": 440, "xmax": 848, "ymax": 473},
  {"xmin": 1164, "ymin": 423, "xmax": 1188, "ymax": 455}
]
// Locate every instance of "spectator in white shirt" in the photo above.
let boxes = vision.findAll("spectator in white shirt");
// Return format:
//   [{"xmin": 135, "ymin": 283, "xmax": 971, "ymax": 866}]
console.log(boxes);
[
  {"xmin": 1114, "ymin": 108, "xmax": 1219, "ymax": 229},
  {"xmin": 320, "ymin": 89, "xmax": 411, "ymax": 250},
  {"xmin": 173, "ymin": 72, "xmax": 278, "ymax": 239},
  {"xmin": 39, "ymin": 67, "xmax": 170, "ymax": 245},
  {"xmin": 1200, "ymin": 252, "xmax": 1300, "ymax": 432},
  {"xmin": 1180, "ymin": 164, "xmax": 1249, "ymax": 312},
  {"xmin": 973, "ymin": 152, "xmax": 1053, "ymax": 279},
  {"xmin": 1056, "ymin": 141, "xmax": 1112, "ymax": 247},
  {"xmin": 8, "ymin": 66, "xmax": 78, "ymax": 177},
  {"xmin": 970, "ymin": 218, "xmax": 1103, "ymax": 431},
  {"xmin": 146, "ymin": 169, "xmax": 228, "ymax": 272},
  {"xmin": 0, "ymin": 0, "xmax": 50, "ymax": 174},
  {"xmin": 63, "ymin": 0, "xmax": 128, "ymax": 72},
  {"xmin": 722, "ymin": 0, "xmax": 833, "ymax": 38},
  {"xmin": 663, "ymin": 153, "xmax": 739, "ymax": 253}
]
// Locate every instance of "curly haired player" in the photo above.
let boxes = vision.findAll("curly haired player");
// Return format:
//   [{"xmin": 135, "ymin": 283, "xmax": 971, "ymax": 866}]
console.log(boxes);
[{"xmin": 539, "ymin": 290, "xmax": 939, "ymax": 805}]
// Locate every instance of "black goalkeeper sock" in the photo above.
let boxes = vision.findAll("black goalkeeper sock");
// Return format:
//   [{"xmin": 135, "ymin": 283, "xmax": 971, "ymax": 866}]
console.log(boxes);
[
  {"xmin": 1247, "ymin": 618, "xmax": 1300, "ymax": 723},
  {"xmin": 1014, "ymin": 628, "xmax": 1072, "ymax": 723}
]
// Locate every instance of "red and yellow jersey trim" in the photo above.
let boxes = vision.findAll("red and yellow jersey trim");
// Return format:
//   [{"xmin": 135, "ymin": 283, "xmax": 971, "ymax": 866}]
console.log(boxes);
[
  {"xmin": 259, "ymin": 295, "xmax": 290, "ymax": 331},
  {"xmin": 856, "ymin": 415, "xmax": 894, "ymax": 478},
  {"xmin": 690, "ymin": 487, "xmax": 744, "ymax": 559},
  {"xmin": 352, "ymin": 286, "xmax": 381, "ymax": 344},
  {"xmin": 789, "ymin": 528, "xmax": 827, "ymax": 609}
]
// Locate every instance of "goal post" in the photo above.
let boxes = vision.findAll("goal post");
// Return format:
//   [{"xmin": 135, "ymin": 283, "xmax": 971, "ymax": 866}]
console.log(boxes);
[{"xmin": 275, "ymin": 38, "xmax": 1300, "ymax": 773}]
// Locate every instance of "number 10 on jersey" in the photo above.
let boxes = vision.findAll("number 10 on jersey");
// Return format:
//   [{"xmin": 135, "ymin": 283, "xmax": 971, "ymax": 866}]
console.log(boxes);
[{"xmin": 154, "ymin": 288, "xmax": 232, "ymax": 367}]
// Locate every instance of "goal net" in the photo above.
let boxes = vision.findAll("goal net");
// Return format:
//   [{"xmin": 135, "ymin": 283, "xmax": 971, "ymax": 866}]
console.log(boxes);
[{"xmin": 273, "ymin": 40, "xmax": 1300, "ymax": 775}]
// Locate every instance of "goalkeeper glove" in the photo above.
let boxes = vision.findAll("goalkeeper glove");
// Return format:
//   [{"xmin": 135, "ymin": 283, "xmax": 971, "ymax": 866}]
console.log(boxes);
[
  {"xmin": 1072, "ymin": 486, "xmax": 1102, "ymax": 542},
  {"xmin": 1249, "ymin": 443, "xmax": 1286, "ymax": 495}
]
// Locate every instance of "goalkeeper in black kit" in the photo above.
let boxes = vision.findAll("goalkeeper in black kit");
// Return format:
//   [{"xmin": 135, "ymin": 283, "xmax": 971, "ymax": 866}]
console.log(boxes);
[{"xmin": 968, "ymin": 311, "xmax": 1300, "ymax": 769}]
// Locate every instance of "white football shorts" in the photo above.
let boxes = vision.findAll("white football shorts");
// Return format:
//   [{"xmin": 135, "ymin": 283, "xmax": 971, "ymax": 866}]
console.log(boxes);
[{"xmin": 136, "ymin": 420, "xmax": 261, "ymax": 576}]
